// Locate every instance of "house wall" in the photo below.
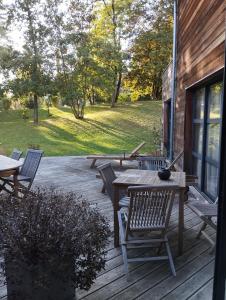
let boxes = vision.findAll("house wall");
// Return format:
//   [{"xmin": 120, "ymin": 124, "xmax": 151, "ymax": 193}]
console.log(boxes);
[{"xmin": 174, "ymin": 0, "xmax": 225, "ymax": 170}]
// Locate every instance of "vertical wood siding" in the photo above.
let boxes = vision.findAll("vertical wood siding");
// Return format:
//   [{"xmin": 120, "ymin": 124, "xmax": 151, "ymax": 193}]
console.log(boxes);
[{"xmin": 174, "ymin": 0, "xmax": 225, "ymax": 169}]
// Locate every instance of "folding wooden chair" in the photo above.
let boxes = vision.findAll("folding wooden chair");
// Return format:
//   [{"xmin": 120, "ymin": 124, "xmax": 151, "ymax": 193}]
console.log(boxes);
[
  {"xmin": 0, "ymin": 149, "xmax": 43, "ymax": 198},
  {"xmin": 137, "ymin": 156, "xmax": 167, "ymax": 170},
  {"xmin": 11, "ymin": 149, "xmax": 23, "ymax": 161},
  {"xmin": 137, "ymin": 150, "xmax": 184, "ymax": 171},
  {"xmin": 118, "ymin": 185, "xmax": 177, "ymax": 276},
  {"xmin": 97, "ymin": 163, "xmax": 129, "ymax": 208},
  {"xmin": 186, "ymin": 186, "xmax": 218, "ymax": 253}
]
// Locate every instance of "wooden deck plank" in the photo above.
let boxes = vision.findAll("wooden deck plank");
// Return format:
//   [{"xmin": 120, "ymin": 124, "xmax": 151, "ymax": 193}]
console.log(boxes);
[
  {"xmin": 0, "ymin": 157, "xmax": 215, "ymax": 300},
  {"xmin": 162, "ymin": 261, "xmax": 214, "ymax": 299},
  {"xmin": 78, "ymin": 219, "xmax": 215, "ymax": 300},
  {"xmin": 136, "ymin": 250, "xmax": 214, "ymax": 300},
  {"xmin": 187, "ymin": 279, "xmax": 213, "ymax": 300}
]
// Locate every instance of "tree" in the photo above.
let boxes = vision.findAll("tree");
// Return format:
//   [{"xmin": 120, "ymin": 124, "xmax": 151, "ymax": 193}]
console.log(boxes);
[
  {"xmin": 44, "ymin": 0, "xmax": 95, "ymax": 119},
  {"xmin": 93, "ymin": 0, "xmax": 145, "ymax": 107},
  {"xmin": 125, "ymin": 0, "xmax": 173, "ymax": 100},
  {"xmin": 3, "ymin": 0, "xmax": 49, "ymax": 124}
]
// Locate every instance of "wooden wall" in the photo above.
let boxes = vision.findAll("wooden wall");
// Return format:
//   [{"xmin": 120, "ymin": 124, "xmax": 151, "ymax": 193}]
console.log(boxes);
[{"xmin": 174, "ymin": 0, "xmax": 225, "ymax": 170}]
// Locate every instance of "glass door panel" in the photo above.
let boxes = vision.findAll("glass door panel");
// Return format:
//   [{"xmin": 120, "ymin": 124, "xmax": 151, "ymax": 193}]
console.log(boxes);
[
  {"xmin": 194, "ymin": 88, "xmax": 205, "ymax": 119},
  {"xmin": 208, "ymin": 83, "xmax": 223, "ymax": 119},
  {"xmin": 204, "ymin": 163, "xmax": 219, "ymax": 198},
  {"xmin": 206, "ymin": 123, "xmax": 221, "ymax": 161},
  {"xmin": 192, "ymin": 81, "xmax": 222, "ymax": 198},
  {"xmin": 193, "ymin": 124, "xmax": 203, "ymax": 154}
]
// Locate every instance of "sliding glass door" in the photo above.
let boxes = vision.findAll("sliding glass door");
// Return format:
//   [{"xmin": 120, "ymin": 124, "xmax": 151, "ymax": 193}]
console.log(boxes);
[{"xmin": 192, "ymin": 82, "xmax": 223, "ymax": 200}]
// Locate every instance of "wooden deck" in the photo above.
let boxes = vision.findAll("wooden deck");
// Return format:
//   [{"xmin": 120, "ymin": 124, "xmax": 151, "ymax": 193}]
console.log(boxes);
[{"xmin": 0, "ymin": 157, "xmax": 215, "ymax": 299}]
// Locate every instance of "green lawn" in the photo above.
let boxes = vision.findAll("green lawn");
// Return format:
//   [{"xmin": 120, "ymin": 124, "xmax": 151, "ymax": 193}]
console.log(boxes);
[{"xmin": 0, "ymin": 101, "xmax": 162, "ymax": 156}]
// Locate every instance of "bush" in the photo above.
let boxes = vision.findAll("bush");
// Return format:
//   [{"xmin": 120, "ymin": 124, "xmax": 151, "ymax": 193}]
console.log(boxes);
[
  {"xmin": 21, "ymin": 96, "xmax": 34, "ymax": 109},
  {"xmin": 22, "ymin": 108, "xmax": 29, "ymax": 120},
  {"xmin": 118, "ymin": 92, "xmax": 131, "ymax": 103},
  {"xmin": 2, "ymin": 97, "xmax": 11, "ymax": 111},
  {"xmin": 51, "ymin": 96, "xmax": 59, "ymax": 107},
  {"xmin": 0, "ymin": 189, "xmax": 110, "ymax": 291}
]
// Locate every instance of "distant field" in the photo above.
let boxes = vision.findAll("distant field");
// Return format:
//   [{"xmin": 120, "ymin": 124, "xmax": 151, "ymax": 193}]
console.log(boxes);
[{"xmin": 0, "ymin": 101, "xmax": 162, "ymax": 156}]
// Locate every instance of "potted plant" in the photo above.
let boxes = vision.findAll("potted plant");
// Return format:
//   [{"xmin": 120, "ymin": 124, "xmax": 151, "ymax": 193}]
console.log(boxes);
[{"xmin": 0, "ymin": 189, "xmax": 110, "ymax": 300}]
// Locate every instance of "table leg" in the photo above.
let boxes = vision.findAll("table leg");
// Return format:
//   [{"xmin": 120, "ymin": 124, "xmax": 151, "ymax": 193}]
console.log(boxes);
[
  {"xmin": 113, "ymin": 185, "xmax": 120, "ymax": 248},
  {"xmin": 178, "ymin": 189, "xmax": 185, "ymax": 256}
]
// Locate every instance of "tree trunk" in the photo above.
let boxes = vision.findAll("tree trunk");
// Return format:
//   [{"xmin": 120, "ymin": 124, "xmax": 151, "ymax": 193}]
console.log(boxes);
[
  {"xmin": 33, "ymin": 94, "xmax": 38, "ymax": 124},
  {"xmin": 111, "ymin": 71, "xmax": 122, "ymax": 108}
]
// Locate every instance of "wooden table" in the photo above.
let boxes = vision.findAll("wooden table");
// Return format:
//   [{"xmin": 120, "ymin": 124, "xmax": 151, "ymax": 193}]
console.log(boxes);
[
  {"xmin": 113, "ymin": 169, "xmax": 186, "ymax": 255},
  {"xmin": 0, "ymin": 155, "xmax": 23, "ymax": 195}
]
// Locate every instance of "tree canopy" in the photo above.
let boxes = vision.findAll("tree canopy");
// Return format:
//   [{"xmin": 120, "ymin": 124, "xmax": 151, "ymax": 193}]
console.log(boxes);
[{"xmin": 0, "ymin": 0, "xmax": 173, "ymax": 121}]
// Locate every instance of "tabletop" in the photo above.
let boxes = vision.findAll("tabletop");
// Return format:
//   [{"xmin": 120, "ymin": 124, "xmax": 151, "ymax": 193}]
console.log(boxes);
[
  {"xmin": 113, "ymin": 169, "xmax": 186, "ymax": 188},
  {"xmin": 0, "ymin": 155, "xmax": 23, "ymax": 172}
]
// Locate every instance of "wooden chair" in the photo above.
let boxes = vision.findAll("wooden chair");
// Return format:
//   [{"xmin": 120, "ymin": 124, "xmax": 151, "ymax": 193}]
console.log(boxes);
[
  {"xmin": 166, "ymin": 150, "xmax": 184, "ymax": 170},
  {"xmin": 87, "ymin": 141, "xmax": 146, "ymax": 168},
  {"xmin": 186, "ymin": 186, "xmax": 218, "ymax": 253},
  {"xmin": 118, "ymin": 185, "xmax": 177, "ymax": 276},
  {"xmin": 184, "ymin": 174, "xmax": 198, "ymax": 202},
  {"xmin": 137, "ymin": 150, "xmax": 184, "ymax": 171},
  {"xmin": 97, "ymin": 163, "xmax": 129, "ymax": 208},
  {"xmin": 137, "ymin": 156, "xmax": 167, "ymax": 170},
  {"xmin": 11, "ymin": 149, "xmax": 23, "ymax": 161},
  {"xmin": 0, "ymin": 149, "xmax": 43, "ymax": 198}
]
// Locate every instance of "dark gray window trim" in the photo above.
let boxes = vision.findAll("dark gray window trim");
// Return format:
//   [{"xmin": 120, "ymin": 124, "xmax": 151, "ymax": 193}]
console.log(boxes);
[{"xmin": 192, "ymin": 81, "xmax": 223, "ymax": 200}]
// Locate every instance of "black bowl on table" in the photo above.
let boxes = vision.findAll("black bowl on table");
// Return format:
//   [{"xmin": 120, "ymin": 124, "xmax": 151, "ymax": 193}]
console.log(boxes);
[{"xmin": 158, "ymin": 168, "xmax": 171, "ymax": 180}]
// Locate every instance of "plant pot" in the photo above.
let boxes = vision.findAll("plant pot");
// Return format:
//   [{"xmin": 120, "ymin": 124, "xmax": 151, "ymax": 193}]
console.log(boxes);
[
  {"xmin": 158, "ymin": 168, "xmax": 171, "ymax": 180},
  {"xmin": 5, "ymin": 256, "xmax": 76, "ymax": 300}
]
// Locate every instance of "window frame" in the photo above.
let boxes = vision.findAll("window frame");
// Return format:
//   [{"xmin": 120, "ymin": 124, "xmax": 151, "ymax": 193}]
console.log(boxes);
[{"xmin": 192, "ymin": 81, "xmax": 223, "ymax": 200}]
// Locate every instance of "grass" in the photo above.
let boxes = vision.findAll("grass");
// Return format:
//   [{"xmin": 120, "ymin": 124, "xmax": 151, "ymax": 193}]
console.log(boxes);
[{"xmin": 0, "ymin": 101, "xmax": 162, "ymax": 156}]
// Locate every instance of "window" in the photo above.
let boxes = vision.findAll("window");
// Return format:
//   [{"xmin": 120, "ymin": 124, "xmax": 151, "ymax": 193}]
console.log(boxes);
[{"xmin": 192, "ymin": 82, "xmax": 223, "ymax": 200}]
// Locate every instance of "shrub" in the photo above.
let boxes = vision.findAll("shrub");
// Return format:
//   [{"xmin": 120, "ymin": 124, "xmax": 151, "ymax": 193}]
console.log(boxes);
[
  {"xmin": 22, "ymin": 108, "xmax": 29, "ymax": 120},
  {"xmin": 51, "ymin": 95, "xmax": 59, "ymax": 107},
  {"xmin": 2, "ymin": 97, "xmax": 11, "ymax": 111},
  {"xmin": 0, "ymin": 189, "xmax": 110, "ymax": 291}
]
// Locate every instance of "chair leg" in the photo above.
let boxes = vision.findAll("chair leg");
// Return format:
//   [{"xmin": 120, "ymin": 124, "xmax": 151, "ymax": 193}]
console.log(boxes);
[
  {"xmin": 101, "ymin": 184, "xmax": 105, "ymax": 193},
  {"xmin": 90, "ymin": 159, "xmax": 96, "ymax": 168},
  {"xmin": 118, "ymin": 211, "xmax": 129, "ymax": 274},
  {"xmin": 196, "ymin": 222, "xmax": 207, "ymax": 239},
  {"xmin": 156, "ymin": 242, "xmax": 163, "ymax": 255},
  {"xmin": 121, "ymin": 243, "xmax": 129, "ymax": 274},
  {"xmin": 165, "ymin": 239, "xmax": 176, "ymax": 276}
]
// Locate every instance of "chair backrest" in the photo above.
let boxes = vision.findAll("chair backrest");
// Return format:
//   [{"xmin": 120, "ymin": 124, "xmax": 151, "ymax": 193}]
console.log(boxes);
[
  {"xmin": 20, "ymin": 149, "xmax": 43, "ymax": 182},
  {"xmin": 185, "ymin": 174, "xmax": 198, "ymax": 186},
  {"xmin": 167, "ymin": 150, "xmax": 184, "ymax": 170},
  {"xmin": 129, "ymin": 141, "xmax": 146, "ymax": 158},
  {"xmin": 126, "ymin": 185, "xmax": 177, "ymax": 237},
  {"xmin": 97, "ymin": 163, "xmax": 116, "ymax": 202},
  {"xmin": 11, "ymin": 149, "xmax": 23, "ymax": 161},
  {"xmin": 137, "ymin": 156, "xmax": 167, "ymax": 170}
]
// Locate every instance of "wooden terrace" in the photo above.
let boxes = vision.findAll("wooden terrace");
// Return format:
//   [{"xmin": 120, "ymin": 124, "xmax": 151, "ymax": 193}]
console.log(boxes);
[{"xmin": 0, "ymin": 157, "xmax": 215, "ymax": 300}]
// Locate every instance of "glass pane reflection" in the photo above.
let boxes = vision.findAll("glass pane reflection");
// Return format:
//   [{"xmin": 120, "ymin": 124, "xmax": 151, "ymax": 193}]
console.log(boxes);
[
  {"xmin": 208, "ymin": 83, "xmax": 222, "ymax": 119},
  {"xmin": 194, "ymin": 88, "xmax": 205, "ymax": 119},
  {"xmin": 206, "ymin": 123, "xmax": 220, "ymax": 162},
  {"xmin": 192, "ymin": 157, "xmax": 202, "ymax": 186},
  {"xmin": 193, "ymin": 124, "xmax": 203, "ymax": 155},
  {"xmin": 205, "ymin": 163, "xmax": 219, "ymax": 198}
]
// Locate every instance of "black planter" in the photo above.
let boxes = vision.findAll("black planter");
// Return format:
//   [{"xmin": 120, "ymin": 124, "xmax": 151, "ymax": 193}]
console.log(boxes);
[
  {"xmin": 5, "ymin": 257, "xmax": 76, "ymax": 300},
  {"xmin": 158, "ymin": 168, "xmax": 171, "ymax": 180}
]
